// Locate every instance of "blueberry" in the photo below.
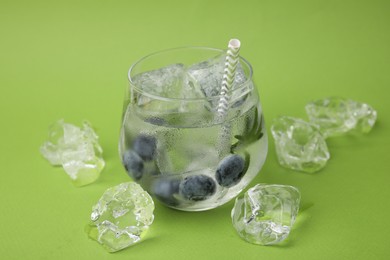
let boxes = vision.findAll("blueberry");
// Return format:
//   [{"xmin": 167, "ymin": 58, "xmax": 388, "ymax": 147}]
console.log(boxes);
[
  {"xmin": 123, "ymin": 150, "xmax": 144, "ymax": 180},
  {"xmin": 179, "ymin": 175, "xmax": 216, "ymax": 201},
  {"xmin": 216, "ymin": 154, "xmax": 246, "ymax": 188},
  {"xmin": 152, "ymin": 177, "xmax": 180, "ymax": 206},
  {"xmin": 133, "ymin": 135, "xmax": 157, "ymax": 161}
]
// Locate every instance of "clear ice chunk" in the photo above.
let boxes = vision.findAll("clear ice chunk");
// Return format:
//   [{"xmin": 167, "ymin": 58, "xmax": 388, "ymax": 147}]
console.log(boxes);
[
  {"xmin": 187, "ymin": 55, "xmax": 225, "ymax": 102},
  {"xmin": 132, "ymin": 64, "xmax": 194, "ymax": 115},
  {"xmin": 132, "ymin": 63, "xmax": 186, "ymax": 101},
  {"xmin": 271, "ymin": 116, "xmax": 330, "ymax": 173},
  {"xmin": 305, "ymin": 97, "xmax": 377, "ymax": 137},
  {"xmin": 40, "ymin": 120, "xmax": 105, "ymax": 186},
  {"xmin": 131, "ymin": 57, "xmax": 251, "ymax": 120},
  {"xmin": 85, "ymin": 182, "xmax": 154, "ymax": 252},
  {"xmin": 187, "ymin": 54, "xmax": 250, "ymax": 109},
  {"xmin": 231, "ymin": 184, "xmax": 300, "ymax": 245}
]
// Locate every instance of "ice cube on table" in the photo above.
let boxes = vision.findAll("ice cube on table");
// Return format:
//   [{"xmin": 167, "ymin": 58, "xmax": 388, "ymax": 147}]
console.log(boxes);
[
  {"xmin": 40, "ymin": 120, "xmax": 68, "ymax": 165},
  {"xmin": 231, "ymin": 184, "xmax": 300, "ymax": 245},
  {"xmin": 305, "ymin": 97, "xmax": 377, "ymax": 137},
  {"xmin": 271, "ymin": 116, "xmax": 330, "ymax": 173},
  {"xmin": 85, "ymin": 182, "xmax": 154, "ymax": 252},
  {"xmin": 40, "ymin": 120, "xmax": 104, "ymax": 186}
]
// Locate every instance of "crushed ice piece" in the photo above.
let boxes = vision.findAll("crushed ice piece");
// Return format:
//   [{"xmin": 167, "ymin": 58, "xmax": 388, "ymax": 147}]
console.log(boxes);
[
  {"xmin": 271, "ymin": 116, "xmax": 329, "ymax": 173},
  {"xmin": 85, "ymin": 182, "xmax": 154, "ymax": 252},
  {"xmin": 40, "ymin": 120, "xmax": 104, "ymax": 186},
  {"xmin": 305, "ymin": 97, "xmax": 377, "ymax": 137},
  {"xmin": 231, "ymin": 184, "xmax": 300, "ymax": 245}
]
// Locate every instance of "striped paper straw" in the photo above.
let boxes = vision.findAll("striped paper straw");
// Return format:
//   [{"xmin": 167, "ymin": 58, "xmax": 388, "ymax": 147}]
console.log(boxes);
[{"xmin": 216, "ymin": 39, "xmax": 241, "ymax": 120}]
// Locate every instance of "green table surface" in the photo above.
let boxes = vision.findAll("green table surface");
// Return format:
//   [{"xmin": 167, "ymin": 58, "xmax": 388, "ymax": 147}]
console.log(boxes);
[{"xmin": 1, "ymin": 0, "xmax": 389, "ymax": 259}]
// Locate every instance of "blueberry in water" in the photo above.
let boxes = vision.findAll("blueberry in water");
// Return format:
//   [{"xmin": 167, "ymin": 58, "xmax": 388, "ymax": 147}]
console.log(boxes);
[
  {"xmin": 151, "ymin": 177, "xmax": 180, "ymax": 206},
  {"xmin": 123, "ymin": 150, "xmax": 144, "ymax": 180},
  {"xmin": 179, "ymin": 175, "xmax": 216, "ymax": 201},
  {"xmin": 133, "ymin": 135, "xmax": 157, "ymax": 161},
  {"xmin": 216, "ymin": 154, "xmax": 247, "ymax": 188}
]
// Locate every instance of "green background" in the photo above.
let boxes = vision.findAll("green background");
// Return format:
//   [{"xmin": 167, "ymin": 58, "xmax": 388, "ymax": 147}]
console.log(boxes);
[{"xmin": 1, "ymin": 0, "xmax": 389, "ymax": 259}]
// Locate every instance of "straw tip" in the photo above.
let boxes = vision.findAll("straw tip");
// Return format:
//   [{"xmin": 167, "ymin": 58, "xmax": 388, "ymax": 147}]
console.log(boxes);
[{"xmin": 228, "ymin": 39, "xmax": 241, "ymax": 49}]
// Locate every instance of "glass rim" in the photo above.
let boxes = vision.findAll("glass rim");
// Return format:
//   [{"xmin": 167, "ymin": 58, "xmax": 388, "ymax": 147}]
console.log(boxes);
[{"xmin": 127, "ymin": 46, "xmax": 254, "ymax": 102}]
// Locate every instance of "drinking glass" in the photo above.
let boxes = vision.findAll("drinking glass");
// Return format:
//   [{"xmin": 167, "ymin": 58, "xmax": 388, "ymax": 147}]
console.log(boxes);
[{"xmin": 119, "ymin": 47, "xmax": 268, "ymax": 211}]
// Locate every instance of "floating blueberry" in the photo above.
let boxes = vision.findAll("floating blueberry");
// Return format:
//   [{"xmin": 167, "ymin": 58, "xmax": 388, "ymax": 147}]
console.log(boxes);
[
  {"xmin": 151, "ymin": 177, "xmax": 180, "ymax": 206},
  {"xmin": 123, "ymin": 150, "xmax": 144, "ymax": 180},
  {"xmin": 133, "ymin": 135, "xmax": 157, "ymax": 161},
  {"xmin": 216, "ymin": 154, "xmax": 247, "ymax": 188},
  {"xmin": 179, "ymin": 175, "xmax": 216, "ymax": 201}
]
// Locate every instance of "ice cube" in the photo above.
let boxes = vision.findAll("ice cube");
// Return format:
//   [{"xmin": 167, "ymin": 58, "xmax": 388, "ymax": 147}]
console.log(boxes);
[
  {"xmin": 85, "ymin": 182, "xmax": 154, "ymax": 252},
  {"xmin": 187, "ymin": 54, "xmax": 250, "ymax": 109},
  {"xmin": 305, "ymin": 97, "xmax": 377, "ymax": 137},
  {"xmin": 132, "ymin": 63, "xmax": 186, "ymax": 102},
  {"xmin": 231, "ymin": 184, "xmax": 300, "ymax": 245},
  {"xmin": 39, "ymin": 121, "xmax": 66, "ymax": 165},
  {"xmin": 132, "ymin": 64, "xmax": 195, "ymax": 116},
  {"xmin": 271, "ymin": 116, "xmax": 330, "ymax": 173},
  {"xmin": 40, "ymin": 120, "xmax": 104, "ymax": 186},
  {"xmin": 187, "ymin": 54, "xmax": 225, "ymax": 104},
  {"xmin": 349, "ymin": 100, "xmax": 377, "ymax": 133}
]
